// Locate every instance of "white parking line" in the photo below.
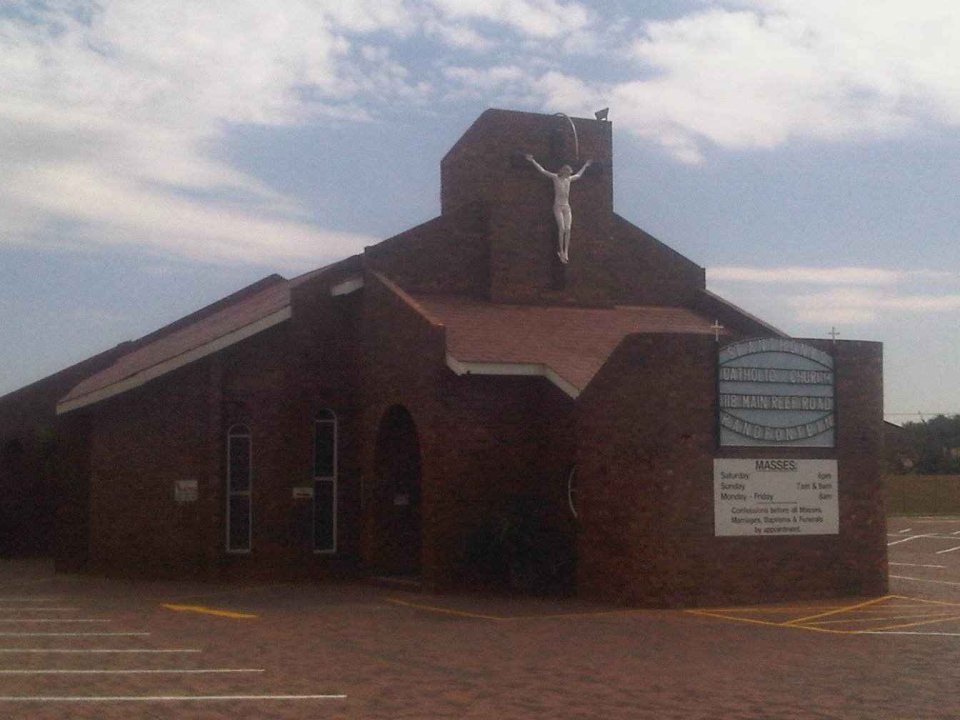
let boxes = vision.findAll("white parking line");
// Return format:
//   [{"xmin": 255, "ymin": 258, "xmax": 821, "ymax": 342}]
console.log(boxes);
[
  {"xmin": 0, "ymin": 694, "xmax": 348, "ymax": 702},
  {"xmin": 858, "ymin": 631, "xmax": 960, "ymax": 638},
  {"xmin": 888, "ymin": 534, "xmax": 936, "ymax": 546},
  {"xmin": 0, "ymin": 648, "xmax": 200, "ymax": 654},
  {"xmin": 889, "ymin": 562, "xmax": 946, "ymax": 569},
  {"xmin": 936, "ymin": 545, "xmax": 960, "ymax": 555},
  {"xmin": 0, "ymin": 619, "xmax": 109, "ymax": 623},
  {"xmin": 0, "ymin": 669, "xmax": 264, "ymax": 675},
  {"xmin": 887, "ymin": 534, "xmax": 960, "ymax": 546},
  {"xmin": 891, "ymin": 575, "xmax": 960, "ymax": 587},
  {"xmin": 0, "ymin": 632, "xmax": 148, "ymax": 637}
]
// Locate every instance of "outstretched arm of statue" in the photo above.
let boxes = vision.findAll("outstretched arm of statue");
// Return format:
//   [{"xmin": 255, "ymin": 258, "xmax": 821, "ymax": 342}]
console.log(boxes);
[
  {"xmin": 570, "ymin": 159, "xmax": 593, "ymax": 181},
  {"xmin": 525, "ymin": 154, "xmax": 555, "ymax": 178}
]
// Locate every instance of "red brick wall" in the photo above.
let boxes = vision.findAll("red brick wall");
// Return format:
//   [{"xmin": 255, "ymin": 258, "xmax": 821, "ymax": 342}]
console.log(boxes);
[
  {"xmin": 1, "ymin": 273, "xmax": 289, "ymax": 561},
  {"xmin": 82, "ymin": 276, "xmax": 365, "ymax": 580},
  {"xmin": 442, "ymin": 109, "xmax": 613, "ymax": 218},
  {"xmin": 606, "ymin": 214, "xmax": 706, "ymax": 308},
  {"xmin": 437, "ymin": 109, "xmax": 708, "ymax": 307},
  {"xmin": 575, "ymin": 334, "xmax": 886, "ymax": 607},
  {"xmin": 87, "ymin": 359, "xmax": 218, "ymax": 578},
  {"xmin": 0, "ymin": 343, "xmax": 134, "ymax": 557},
  {"xmin": 52, "ymin": 411, "xmax": 91, "ymax": 572},
  {"xmin": 364, "ymin": 204, "xmax": 489, "ymax": 297},
  {"xmin": 358, "ymin": 272, "xmax": 577, "ymax": 589},
  {"xmin": 429, "ymin": 374, "xmax": 576, "ymax": 590},
  {"xmin": 357, "ymin": 272, "xmax": 446, "ymax": 581}
]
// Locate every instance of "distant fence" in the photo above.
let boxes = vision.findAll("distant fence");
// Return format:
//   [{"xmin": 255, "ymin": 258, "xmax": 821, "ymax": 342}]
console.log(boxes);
[{"xmin": 884, "ymin": 475, "xmax": 960, "ymax": 515}]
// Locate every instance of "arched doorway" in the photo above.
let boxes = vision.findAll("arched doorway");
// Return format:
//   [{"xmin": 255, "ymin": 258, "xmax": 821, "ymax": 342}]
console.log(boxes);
[{"xmin": 372, "ymin": 405, "xmax": 422, "ymax": 575}]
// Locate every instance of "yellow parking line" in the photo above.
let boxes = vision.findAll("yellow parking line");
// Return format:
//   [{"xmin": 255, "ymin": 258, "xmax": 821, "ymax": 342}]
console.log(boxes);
[
  {"xmin": 809, "ymin": 612, "xmax": 960, "ymax": 626},
  {"xmin": 385, "ymin": 598, "xmax": 506, "ymax": 621},
  {"xmin": 162, "ymin": 604, "xmax": 257, "ymax": 620},
  {"xmin": 689, "ymin": 594, "xmax": 960, "ymax": 636},
  {"xmin": 499, "ymin": 609, "xmax": 635, "ymax": 620},
  {"xmin": 686, "ymin": 609, "xmax": 846, "ymax": 633},
  {"xmin": 685, "ymin": 609, "xmax": 784, "ymax": 628},
  {"xmin": 385, "ymin": 597, "xmax": 656, "ymax": 621},
  {"xmin": 782, "ymin": 595, "xmax": 894, "ymax": 626},
  {"xmin": 700, "ymin": 605, "xmax": 846, "ymax": 614},
  {"xmin": 868, "ymin": 613, "xmax": 960, "ymax": 633},
  {"xmin": 888, "ymin": 595, "xmax": 960, "ymax": 609}
]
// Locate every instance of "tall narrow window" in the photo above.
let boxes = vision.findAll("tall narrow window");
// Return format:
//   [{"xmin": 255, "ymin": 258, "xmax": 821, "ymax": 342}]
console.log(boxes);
[
  {"xmin": 226, "ymin": 425, "xmax": 252, "ymax": 552},
  {"xmin": 313, "ymin": 410, "xmax": 337, "ymax": 553}
]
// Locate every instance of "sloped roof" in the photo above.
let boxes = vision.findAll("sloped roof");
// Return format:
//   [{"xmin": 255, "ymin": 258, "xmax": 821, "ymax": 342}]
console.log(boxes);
[
  {"xmin": 56, "ymin": 264, "xmax": 355, "ymax": 416},
  {"xmin": 411, "ymin": 294, "xmax": 722, "ymax": 398},
  {"xmin": 57, "ymin": 280, "xmax": 292, "ymax": 415}
]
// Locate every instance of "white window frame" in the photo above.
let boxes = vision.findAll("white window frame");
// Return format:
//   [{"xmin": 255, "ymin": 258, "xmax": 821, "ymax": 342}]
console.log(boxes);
[
  {"xmin": 226, "ymin": 424, "xmax": 252, "ymax": 553},
  {"xmin": 313, "ymin": 411, "xmax": 338, "ymax": 554}
]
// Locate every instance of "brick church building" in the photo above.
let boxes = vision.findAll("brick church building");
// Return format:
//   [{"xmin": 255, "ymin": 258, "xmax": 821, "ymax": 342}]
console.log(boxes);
[{"xmin": 3, "ymin": 109, "xmax": 886, "ymax": 606}]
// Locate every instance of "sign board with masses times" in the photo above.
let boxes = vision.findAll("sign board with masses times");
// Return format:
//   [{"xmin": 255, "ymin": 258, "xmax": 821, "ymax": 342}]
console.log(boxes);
[{"xmin": 714, "ymin": 458, "xmax": 838, "ymax": 537}]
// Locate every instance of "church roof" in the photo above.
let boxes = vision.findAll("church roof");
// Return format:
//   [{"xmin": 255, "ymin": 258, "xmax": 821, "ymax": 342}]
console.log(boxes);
[
  {"xmin": 56, "ymin": 262, "xmax": 356, "ymax": 415},
  {"xmin": 411, "ymin": 293, "xmax": 723, "ymax": 399},
  {"xmin": 57, "ymin": 280, "xmax": 292, "ymax": 415}
]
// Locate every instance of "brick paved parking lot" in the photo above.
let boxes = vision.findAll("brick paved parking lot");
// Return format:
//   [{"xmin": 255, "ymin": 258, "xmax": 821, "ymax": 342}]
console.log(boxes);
[{"xmin": 1, "ymin": 519, "xmax": 960, "ymax": 719}]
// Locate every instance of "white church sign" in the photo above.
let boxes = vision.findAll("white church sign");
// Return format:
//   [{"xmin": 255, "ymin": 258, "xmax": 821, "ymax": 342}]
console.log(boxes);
[
  {"xmin": 714, "ymin": 459, "xmax": 839, "ymax": 537},
  {"xmin": 718, "ymin": 338, "xmax": 835, "ymax": 447}
]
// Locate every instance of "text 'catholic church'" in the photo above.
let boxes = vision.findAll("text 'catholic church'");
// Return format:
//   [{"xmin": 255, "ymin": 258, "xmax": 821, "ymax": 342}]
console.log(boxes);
[{"xmin": 0, "ymin": 109, "xmax": 886, "ymax": 607}]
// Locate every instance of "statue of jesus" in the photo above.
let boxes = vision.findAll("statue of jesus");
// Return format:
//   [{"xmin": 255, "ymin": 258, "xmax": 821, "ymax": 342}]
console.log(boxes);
[{"xmin": 525, "ymin": 154, "xmax": 592, "ymax": 264}]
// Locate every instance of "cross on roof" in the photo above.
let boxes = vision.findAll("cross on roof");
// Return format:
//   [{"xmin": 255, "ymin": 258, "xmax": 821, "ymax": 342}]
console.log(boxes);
[
  {"xmin": 711, "ymin": 320, "xmax": 724, "ymax": 342},
  {"xmin": 828, "ymin": 326, "xmax": 841, "ymax": 342}
]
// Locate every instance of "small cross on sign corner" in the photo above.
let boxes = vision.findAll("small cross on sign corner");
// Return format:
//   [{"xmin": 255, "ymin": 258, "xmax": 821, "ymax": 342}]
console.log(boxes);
[{"xmin": 711, "ymin": 320, "xmax": 724, "ymax": 342}]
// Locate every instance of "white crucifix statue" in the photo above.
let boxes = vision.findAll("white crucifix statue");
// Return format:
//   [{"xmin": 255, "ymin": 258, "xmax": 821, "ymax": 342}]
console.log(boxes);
[{"xmin": 525, "ymin": 154, "xmax": 592, "ymax": 264}]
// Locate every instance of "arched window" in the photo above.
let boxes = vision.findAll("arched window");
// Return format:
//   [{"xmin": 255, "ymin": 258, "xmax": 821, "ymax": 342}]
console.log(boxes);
[
  {"xmin": 226, "ymin": 425, "xmax": 252, "ymax": 553},
  {"xmin": 313, "ymin": 410, "xmax": 337, "ymax": 553}
]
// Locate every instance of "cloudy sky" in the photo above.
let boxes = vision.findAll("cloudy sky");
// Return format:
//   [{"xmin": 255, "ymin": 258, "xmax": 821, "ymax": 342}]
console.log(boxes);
[{"xmin": 2, "ymin": 0, "xmax": 959, "ymax": 422}]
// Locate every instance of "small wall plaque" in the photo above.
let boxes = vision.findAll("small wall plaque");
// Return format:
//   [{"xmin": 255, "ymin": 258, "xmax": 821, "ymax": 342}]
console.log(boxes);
[
  {"xmin": 174, "ymin": 479, "xmax": 198, "ymax": 503},
  {"xmin": 292, "ymin": 486, "xmax": 314, "ymax": 499}
]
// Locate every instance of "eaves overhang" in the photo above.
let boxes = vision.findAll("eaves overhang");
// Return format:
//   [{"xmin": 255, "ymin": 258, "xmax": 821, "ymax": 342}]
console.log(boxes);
[{"xmin": 445, "ymin": 353, "xmax": 581, "ymax": 399}]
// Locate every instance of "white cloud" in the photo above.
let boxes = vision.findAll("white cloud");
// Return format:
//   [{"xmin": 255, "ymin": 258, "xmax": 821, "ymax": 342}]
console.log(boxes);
[
  {"xmin": 709, "ymin": 264, "xmax": 960, "ymax": 326},
  {"xmin": 442, "ymin": 65, "xmax": 531, "ymax": 100},
  {"xmin": 2, "ymin": 159, "xmax": 374, "ymax": 267},
  {"xmin": 428, "ymin": 0, "xmax": 592, "ymax": 39},
  {"xmin": 522, "ymin": 71, "xmax": 605, "ymax": 119},
  {"xmin": 0, "ymin": 1, "xmax": 449, "ymax": 266},
  {"xmin": 423, "ymin": 20, "xmax": 492, "ymax": 51},
  {"xmin": 0, "ymin": 0, "xmax": 608, "ymax": 266},
  {"xmin": 7, "ymin": 0, "xmax": 960, "ymax": 270},
  {"xmin": 708, "ymin": 266, "xmax": 954, "ymax": 285},
  {"xmin": 787, "ymin": 287, "xmax": 960, "ymax": 324},
  {"xmin": 595, "ymin": 0, "xmax": 960, "ymax": 161}
]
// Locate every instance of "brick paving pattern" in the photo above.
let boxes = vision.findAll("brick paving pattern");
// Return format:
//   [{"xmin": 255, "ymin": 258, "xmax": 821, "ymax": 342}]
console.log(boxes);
[{"xmin": 0, "ymin": 522, "xmax": 959, "ymax": 720}]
